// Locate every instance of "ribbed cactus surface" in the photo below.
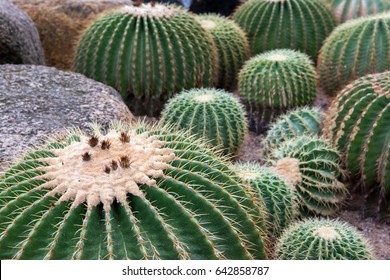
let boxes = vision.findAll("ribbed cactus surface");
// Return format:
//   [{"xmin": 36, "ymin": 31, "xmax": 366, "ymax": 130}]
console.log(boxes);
[
  {"xmin": 197, "ymin": 14, "xmax": 249, "ymax": 90},
  {"xmin": 275, "ymin": 218, "xmax": 375, "ymax": 260},
  {"xmin": 74, "ymin": 3, "xmax": 218, "ymax": 116},
  {"xmin": 160, "ymin": 88, "xmax": 248, "ymax": 156},
  {"xmin": 318, "ymin": 13, "xmax": 390, "ymax": 95},
  {"xmin": 232, "ymin": 163, "xmax": 297, "ymax": 238},
  {"xmin": 232, "ymin": 0, "xmax": 337, "ymax": 60},
  {"xmin": 0, "ymin": 122, "xmax": 268, "ymax": 260},
  {"xmin": 267, "ymin": 136, "xmax": 347, "ymax": 216},
  {"xmin": 323, "ymin": 71, "xmax": 390, "ymax": 201},
  {"xmin": 325, "ymin": 0, "xmax": 390, "ymax": 23}
]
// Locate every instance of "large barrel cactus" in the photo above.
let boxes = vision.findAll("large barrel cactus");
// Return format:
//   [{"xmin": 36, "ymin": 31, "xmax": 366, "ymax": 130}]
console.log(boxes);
[
  {"xmin": 160, "ymin": 88, "xmax": 248, "ymax": 156},
  {"xmin": 275, "ymin": 218, "xmax": 375, "ymax": 260},
  {"xmin": 74, "ymin": 3, "xmax": 218, "ymax": 116},
  {"xmin": 197, "ymin": 14, "xmax": 249, "ymax": 90},
  {"xmin": 323, "ymin": 71, "xmax": 390, "ymax": 209},
  {"xmin": 232, "ymin": 0, "xmax": 337, "ymax": 60},
  {"xmin": 325, "ymin": 0, "xmax": 390, "ymax": 23},
  {"xmin": 0, "ymin": 121, "xmax": 268, "ymax": 260},
  {"xmin": 318, "ymin": 13, "xmax": 390, "ymax": 95}
]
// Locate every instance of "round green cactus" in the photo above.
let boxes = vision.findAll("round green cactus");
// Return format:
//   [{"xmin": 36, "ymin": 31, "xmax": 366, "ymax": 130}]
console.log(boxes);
[
  {"xmin": 197, "ymin": 14, "xmax": 249, "ymax": 90},
  {"xmin": 267, "ymin": 135, "xmax": 347, "ymax": 216},
  {"xmin": 323, "ymin": 71, "xmax": 390, "ymax": 207},
  {"xmin": 275, "ymin": 218, "xmax": 375, "ymax": 260},
  {"xmin": 232, "ymin": 0, "xmax": 337, "ymax": 60},
  {"xmin": 318, "ymin": 13, "xmax": 390, "ymax": 95},
  {"xmin": 74, "ymin": 3, "xmax": 218, "ymax": 116},
  {"xmin": 0, "ymin": 122, "xmax": 268, "ymax": 260},
  {"xmin": 264, "ymin": 107, "xmax": 324, "ymax": 152},
  {"xmin": 325, "ymin": 0, "xmax": 390, "ymax": 23},
  {"xmin": 160, "ymin": 88, "xmax": 248, "ymax": 156},
  {"xmin": 232, "ymin": 163, "xmax": 297, "ymax": 238},
  {"xmin": 238, "ymin": 49, "xmax": 317, "ymax": 128}
]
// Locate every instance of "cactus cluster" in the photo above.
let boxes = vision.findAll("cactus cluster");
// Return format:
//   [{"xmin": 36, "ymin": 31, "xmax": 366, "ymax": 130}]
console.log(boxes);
[
  {"xmin": 197, "ymin": 14, "xmax": 249, "ymax": 90},
  {"xmin": 264, "ymin": 107, "xmax": 323, "ymax": 152},
  {"xmin": 160, "ymin": 88, "xmax": 248, "ymax": 156},
  {"xmin": 238, "ymin": 49, "xmax": 317, "ymax": 127},
  {"xmin": 232, "ymin": 163, "xmax": 297, "ymax": 238},
  {"xmin": 323, "ymin": 71, "xmax": 390, "ymax": 207},
  {"xmin": 267, "ymin": 135, "xmax": 347, "ymax": 216},
  {"xmin": 275, "ymin": 218, "xmax": 375, "ymax": 260},
  {"xmin": 325, "ymin": 0, "xmax": 390, "ymax": 23},
  {"xmin": 232, "ymin": 0, "xmax": 337, "ymax": 60},
  {"xmin": 318, "ymin": 13, "xmax": 390, "ymax": 95},
  {"xmin": 74, "ymin": 3, "xmax": 218, "ymax": 116},
  {"xmin": 0, "ymin": 121, "xmax": 268, "ymax": 260}
]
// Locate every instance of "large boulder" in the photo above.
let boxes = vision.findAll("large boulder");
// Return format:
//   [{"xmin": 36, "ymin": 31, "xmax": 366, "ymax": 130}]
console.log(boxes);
[
  {"xmin": 0, "ymin": 0, "xmax": 44, "ymax": 65},
  {"xmin": 0, "ymin": 64, "xmax": 134, "ymax": 165}
]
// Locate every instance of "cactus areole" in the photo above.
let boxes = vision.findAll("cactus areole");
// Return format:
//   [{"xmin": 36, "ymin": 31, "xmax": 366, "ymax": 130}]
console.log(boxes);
[{"xmin": 0, "ymin": 122, "xmax": 268, "ymax": 260}]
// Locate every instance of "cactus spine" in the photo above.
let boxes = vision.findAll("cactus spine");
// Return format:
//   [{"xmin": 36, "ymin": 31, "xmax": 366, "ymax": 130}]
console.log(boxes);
[
  {"xmin": 0, "ymin": 122, "xmax": 268, "ymax": 260},
  {"xmin": 74, "ymin": 3, "xmax": 218, "ymax": 116},
  {"xmin": 160, "ymin": 88, "xmax": 248, "ymax": 156},
  {"xmin": 197, "ymin": 14, "xmax": 249, "ymax": 90},
  {"xmin": 232, "ymin": 0, "xmax": 337, "ymax": 60},
  {"xmin": 318, "ymin": 13, "xmax": 390, "ymax": 95},
  {"xmin": 275, "ymin": 218, "xmax": 375, "ymax": 260}
]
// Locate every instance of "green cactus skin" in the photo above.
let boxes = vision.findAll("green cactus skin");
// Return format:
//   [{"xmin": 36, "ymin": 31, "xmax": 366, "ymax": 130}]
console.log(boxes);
[
  {"xmin": 275, "ymin": 218, "xmax": 375, "ymax": 260},
  {"xmin": 232, "ymin": 0, "xmax": 337, "ymax": 60},
  {"xmin": 264, "ymin": 107, "xmax": 324, "ymax": 153},
  {"xmin": 0, "ymin": 121, "xmax": 269, "ymax": 260},
  {"xmin": 318, "ymin": 13, "xmax": 390, "ymax": 95},
  {"xmin": 325, "ymin": 0, "xmax": 390, "ymax": 23},
  {"xmin": 232, "ymin": 163, "xmax": 297, "ymax": 238},
  {"xmin": 74, "ymin": 3, "xmax": 218, "ymax": 116},
  {"xmin": 238, "ymin": 49, "xmax": 317, "ymax": 128},
  {"xmin": 323, "ymin": 72, "xmax": 390, "ymax": 206},
  {"xmin": 197, "ymin": 14, "xmax": 249, "ymax": 90},
  {"xmin": 267, "ymin": 135, "xmax": 347, "ymax": 216},
  {"xmin": 160, "ymin": 88, "xmax": 248, "ymax": 156}
]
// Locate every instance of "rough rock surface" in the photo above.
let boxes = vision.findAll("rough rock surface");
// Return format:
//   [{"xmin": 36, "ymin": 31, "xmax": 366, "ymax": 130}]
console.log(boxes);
[
  {"xmin": 0, "ymin": 64, "xmax": 134, "ymax": 165},
  {"xmin": 0, "ymin": 0, "xmax": 45, "ymax": 65}
]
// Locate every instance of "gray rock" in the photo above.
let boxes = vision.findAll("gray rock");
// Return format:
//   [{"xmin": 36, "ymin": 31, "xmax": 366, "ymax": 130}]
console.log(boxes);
[
  {"xmin": 0, "ymin": 0, "xmax": 45, "ymax": 65},
  {"xmin": 0, "ymin": 64, "xmax": 134, "ymax": 166}
]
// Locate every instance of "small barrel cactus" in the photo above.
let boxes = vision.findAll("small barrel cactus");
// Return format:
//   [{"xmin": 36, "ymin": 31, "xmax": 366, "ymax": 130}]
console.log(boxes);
[
  {"xmin": 318, "ymin": 13, "xmax": 390, "ymax": 95},
  {"xmin": 238, "ymin": 49, "xmax": 317, "ymax": 128},
  {"xmin": 232, "ymin": 163, "xmax": 297, "ymax": 238},
  {"xmin": 0, "ymin": 121, "xmax": 268, "ymax": 260},
  {"xmin": 197, "ymin": 14, "xmax": 249, "ymax": 90},
  {"xmin": 323, "ymin": 71, "xmax": 390, "ymax": 209},
  {"xmin": 325, "ymin": 0, "xmax": 390, "ymax": 23},
  {"xmin": 74, "ymin": 3, "xmax": 218, "ymax": 116},
  {"xmin": 275, "ymin": 218, "xmax": 375, "ymax": 260},
  {"xmin": 264, "ymin": 107, "xmax": 324, "ymax": 152},
  {"xmin": 232, "ymin": 0, "xmax": 337, "ymax": 60},
  {"xmin": 160, "ymin": 88, "xmax": 248, "ymax": 156},
  {"xmin": 267, "ymin": 135, "xmax": 347, "ymax": 216}
]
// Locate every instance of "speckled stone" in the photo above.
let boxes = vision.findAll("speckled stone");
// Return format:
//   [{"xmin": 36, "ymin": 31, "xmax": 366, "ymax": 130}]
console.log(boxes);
[{"xmin": 0, "ymin": 64, "xmax": 134, "ymax": 166}]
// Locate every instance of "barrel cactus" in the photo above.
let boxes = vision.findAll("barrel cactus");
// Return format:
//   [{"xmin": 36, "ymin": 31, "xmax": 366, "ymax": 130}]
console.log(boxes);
[
  {"xmin": 267, "ymin": 135, "xmax": 347, "ymax": 216},
  {"xmin": 160, "ymin": 88, "xmax": 247, "ymax": 156},
  {"xmin": 323, "ymin": 71, "xmax": 390, "ymax": 210},
  {"xmin": 232, "ymin": 0, "xmax": 337, "ymax": 60},
  {"xmin": 275, "ymin": 218, "xmax": 375, "ymax": 260},
  {"xmin": 0, "ymin": 121, "xmax": 268, "ymax": 260},
  {"xmin": 264, "ymin": 107, "xmax": 323, "ymax": 152},
  {"xmin": 74, "ymin": 3, "xmax": 218, "ymax": 116},
  {"xmin": 325, "ymin": 0, "xmax": 390, "ymax": 23},
  {"xmin": 318, "ymin": 13, "xmax": 390, "ymax": 95},
  {"xmin": 238, "ymin": 49, "xmax": 317, "ymax": 128},
  {"xmin": 232, "ymin": 163, "xmax": 297, "ymax": 238},
  {"xmin": 197, "ymin": 14, "xmax": 249, "ymax": 90}
]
